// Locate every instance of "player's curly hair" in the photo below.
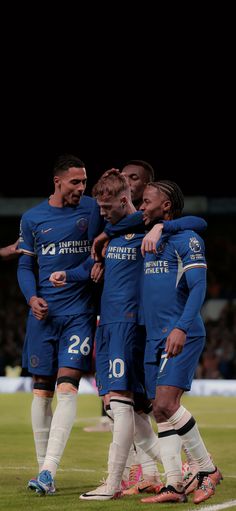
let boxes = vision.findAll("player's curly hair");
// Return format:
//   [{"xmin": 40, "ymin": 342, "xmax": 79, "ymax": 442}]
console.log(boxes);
[
  {"xmin": 92, "ymin": 169, "xmax": 130, "ymax": 199},
  {"xmin": 147, "ymin": 180, "xmax": 184, "ymax": 218}
]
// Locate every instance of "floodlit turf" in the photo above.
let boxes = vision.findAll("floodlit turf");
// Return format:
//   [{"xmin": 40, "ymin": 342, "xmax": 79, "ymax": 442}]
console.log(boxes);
[{"xmin": 0, "ymin": 393, "xmax": 235, "ymax": 511}]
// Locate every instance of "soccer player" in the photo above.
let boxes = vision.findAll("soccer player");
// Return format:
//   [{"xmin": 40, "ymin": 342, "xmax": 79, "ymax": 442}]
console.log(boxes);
[
  {"xmin": 54, "ymin": 170, "xmax": 160, "ymax": 500},
  {"xmin": 17, "ymin": 154, "xmax": 103, "ymax": 495},
  {"xmin": 138, "ymin": 181, "xmax": 222, "ymax": 504},
  {"xmin": 121, "ymin": 160, "xmax": 164, "ymax": 490},
  {"xmin": 83, "ymin": 160, "xmax": 158, "ymax": 489}
]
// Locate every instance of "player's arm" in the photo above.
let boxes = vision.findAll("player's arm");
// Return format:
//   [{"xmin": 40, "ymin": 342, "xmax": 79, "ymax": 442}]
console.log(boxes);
[
  {"xmin": 91, "ymin": 232, "xmax": 110, "ymax": 260},
  {"xmin": 49, "ymin": 257, "xmax": 104, "ymax": 286},
  {"xmin": 104, "ymin": 212, "xmax": 207, "ymax": 257},
  {"xmin": 17, "ymin": 214, "xmax": 38, "ymax": 303},
  {"xmin": 105, "ymin": 212, "xmax": 207, "ymax": 239},
  {"xmin": 17, "ymin": 215, "xmax": 48, "ymax": 320},
  {"xmin": 104, "ymin": 211, "xmax": 144, "ymax": 237},
  {"xmin": 141, "ymin": 216, "xmax": 207, "ymax": 256},
  {"xmin": 0, "ymin": 239, "xmax": 23, "ymax": 260},
  {"xmin": 161, "ymin": 216, "xmax": 207, "ymax": 233},
  {"xmin": 165, "ymin": 266, "xmax": 207, "ymax": 358},
  {"xmin": 17, "ymin": 254, "xmax": 48, "ymax": 320},
  {"xmin": 141, "ymin": 224, "xmax": 165, "ymax": 256}
]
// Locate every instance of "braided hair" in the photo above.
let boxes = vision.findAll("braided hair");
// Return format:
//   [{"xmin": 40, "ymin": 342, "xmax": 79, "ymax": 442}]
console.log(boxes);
[{"xmin": 147, "ymin": 180, "xmax": 184, "ymax": 218}]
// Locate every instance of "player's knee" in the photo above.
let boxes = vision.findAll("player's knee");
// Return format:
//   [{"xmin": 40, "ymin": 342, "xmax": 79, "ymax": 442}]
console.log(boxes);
[
  {"xmin": 105, "ymin": 404, "xmax": 113, "ymax": 421},
  {"xmin": 134, "ymin": 393, "xmax": 153, "ymax": 414},
  {"xmin": 153, "ymin": 398, "xmax": 176, "ymax": 422},
  {"xmin": 33, "ymin": 381, "xmax": 55, "ymax": 398},
  {"xmin": 57, "ymin": 376, "xmax": 79, "ymax": 393}
]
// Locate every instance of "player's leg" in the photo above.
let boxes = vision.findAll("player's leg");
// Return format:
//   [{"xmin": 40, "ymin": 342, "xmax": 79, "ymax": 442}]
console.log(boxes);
[
  {"xmin": 80, "ymin": 323, "xmax": 136, "ymax": 500},
  {"xmin": 165, "ymin": 337, "xmax": 221, "ymax": 503},
  {"xmin": 83, "ymin": 335, "xmax": 111, "ymax": 432},
  {"xmin": 23, "ymin": 315, "xmax": 58, "ymax": 491},
  {"xmin": 35, "ymin": 313, "xmax": 95, "ymax": 495},
  {"xmin": 142, "ymin": 337, "xmax": 220, "ymax": 504},
  {"xmin": 141, "ymin": 341, "xmax": 186, "ymax": 503},
  {"xmin": 31, "ymin": 376, "xmax": 56, "ymax": 471},
  {"xmin": 38, "ymin": 368, "xmax": 81, "ymax": 477},
  {"xmin": 122, "ymin": 390, "xmax": 162, "ymax": 495}
]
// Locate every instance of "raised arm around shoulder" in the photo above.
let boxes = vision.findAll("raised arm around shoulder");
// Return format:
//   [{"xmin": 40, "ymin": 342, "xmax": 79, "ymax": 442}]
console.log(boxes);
[
  {"xmin": 163, "ymin": 216, "xmax": 207, "ymax": 233},
  {"xmin": 104, "ymin": 211, "xmax": 144, "ymax": 237}
]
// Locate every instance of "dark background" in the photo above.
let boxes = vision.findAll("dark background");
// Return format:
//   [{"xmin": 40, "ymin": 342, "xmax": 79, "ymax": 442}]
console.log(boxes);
[
  {"xmin": 0, "ymin": 5, "xmax": 234, "ymax": 199},
  {"xmin": 1, "ymin": 110, "xmax": 233, "ymax": 199}
]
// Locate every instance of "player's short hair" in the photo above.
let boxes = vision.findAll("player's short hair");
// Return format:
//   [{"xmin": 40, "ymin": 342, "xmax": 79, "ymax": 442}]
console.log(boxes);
[
  {"xmin": 123, "ymin": 160, "xmax": 155, "ymax": 182},
  {"xmin": 147, "ymin": 180, "xmax": 184, "ymax": 218},
  {"xmin": 92, "ymin": 169, "xmax": 129, "ymax": 200},
  {"xmin": 53, "ymin": 154, "xmax": 85, "ymax": 176}
]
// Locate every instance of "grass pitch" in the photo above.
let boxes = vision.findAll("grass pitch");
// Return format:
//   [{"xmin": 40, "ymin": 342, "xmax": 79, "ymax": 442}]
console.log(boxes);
[{"xmin": 0, "ymin": 393, "xmax": 235, "ymax": 511}]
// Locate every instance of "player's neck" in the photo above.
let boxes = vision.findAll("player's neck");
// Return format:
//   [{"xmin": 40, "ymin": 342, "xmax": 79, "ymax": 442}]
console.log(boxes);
[
  {"xmin": 48, "ymin": 192, "xmax": 64, "ymax": 207},
  {"xmin": 126, "ymin": 203, "xmax": 136, "ymax": 216}
]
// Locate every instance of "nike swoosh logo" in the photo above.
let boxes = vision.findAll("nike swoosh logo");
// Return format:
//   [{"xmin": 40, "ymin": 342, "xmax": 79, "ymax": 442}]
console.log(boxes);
[{"xmin": 41, "ymin": 228, "xmax": 53, "ymax": 233}]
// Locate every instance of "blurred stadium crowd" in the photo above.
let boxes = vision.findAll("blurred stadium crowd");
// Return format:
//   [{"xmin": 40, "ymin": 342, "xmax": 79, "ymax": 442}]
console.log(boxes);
[{"xmin": 0, "ymin": 214, "xmax": 236, "ymax": 379}]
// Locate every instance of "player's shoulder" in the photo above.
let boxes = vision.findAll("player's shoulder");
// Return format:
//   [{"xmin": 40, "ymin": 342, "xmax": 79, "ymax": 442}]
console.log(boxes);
[
  {"xmin": 171, "ymin": 230, "xmax": 205, "ymax": 251},
  {"xmin": 80, "ymin": 195, "xmax": 97, "ymax": 207},
  {"xmin": 171, "ymin": 229, "xmax": 203, "ymax": 241},
  {"xmin": 21, "ymin": 199, "xmax": 48, "ymax": 220}
]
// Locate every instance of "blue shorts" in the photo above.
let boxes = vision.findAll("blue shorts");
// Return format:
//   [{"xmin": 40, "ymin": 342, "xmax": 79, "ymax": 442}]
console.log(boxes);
[
  {"xmin": 22, "ymin": 313, "xmax": 96, "ymax": 376},
  {"xmin": 95, "ymin": 323, "xmax": 146, "ymax": 395},
  {"xmin": 144, "ymin": 336, "xmax": 205, "ymax": 399}
]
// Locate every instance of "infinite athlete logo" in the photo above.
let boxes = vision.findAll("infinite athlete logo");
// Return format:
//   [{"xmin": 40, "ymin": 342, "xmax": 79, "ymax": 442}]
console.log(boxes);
[
  {"xmin": 189, "ymin": 237, "xmax": 201, "ymax": 253},
  {"xmin": 42, "ymin": 243, "xmax": 56, "ymax": 255}
]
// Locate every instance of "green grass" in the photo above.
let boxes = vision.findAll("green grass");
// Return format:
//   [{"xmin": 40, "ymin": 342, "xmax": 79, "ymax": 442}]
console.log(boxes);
[{"xmin": 0, "ymin": 393, "xmax": 235, "ymax": 511}]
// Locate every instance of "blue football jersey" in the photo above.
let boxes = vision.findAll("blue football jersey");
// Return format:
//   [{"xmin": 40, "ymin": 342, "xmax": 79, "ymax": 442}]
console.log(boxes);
[
  {"xmin": 18, "ymin": 196, "xmax": 103, "ymax": 315},
  {"xmin": 142, "ymin": 230, "xmax": 207, "ymax": 339},
  {"xmin": 100, "ymin": 232, "xmax": 144, "ymax": 325}
]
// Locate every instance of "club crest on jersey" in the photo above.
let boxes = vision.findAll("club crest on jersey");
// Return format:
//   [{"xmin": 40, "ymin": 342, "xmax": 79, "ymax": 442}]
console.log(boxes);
[
  {"xmin": 76, "ymin": 217, "xmax": 88, "ymax": 232},
  {"xmin": 156, "ymin": 242, "xmax": 166, "ymax": 254},
  {"xmin": 189, "ymin": 237, "xmax": 201, "ymax": 252},
  {"xmin": 124, "ymin": 233, "xmax": 135, "ymax": 240},
  {"xmin": 30, "ymin": 355, "xmax": 39, "ymax": 368}
]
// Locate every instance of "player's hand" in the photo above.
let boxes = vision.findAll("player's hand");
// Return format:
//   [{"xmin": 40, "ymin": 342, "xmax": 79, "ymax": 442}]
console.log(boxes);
[
  {"xmin": 101, "ymin": 239, "xmax": 109, "ymax": 258},
  {"xmin": 0, "ymin": 239, "xmax": 23, "ymax": 260},
  {"xmin": 165, "ymin": 328, "xmax": 186, "ymax": 358},
  {"xmin": 91, "ymin": 232, "xmax": 110, "ymax": 261},
  {"xmin": 141, "ymin": 224, "xmax": 164, "ymax": 257},
  {"xmin": 91, "ymin": 262, "xmax": 104, "ymax": 283},
  {"xmin": 29, "ymin": 296, "xmax": 48, "ymax": 320},
  {"xmin": 49, "ymin": 271, "xmax": 67, "ymax": 287}
]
